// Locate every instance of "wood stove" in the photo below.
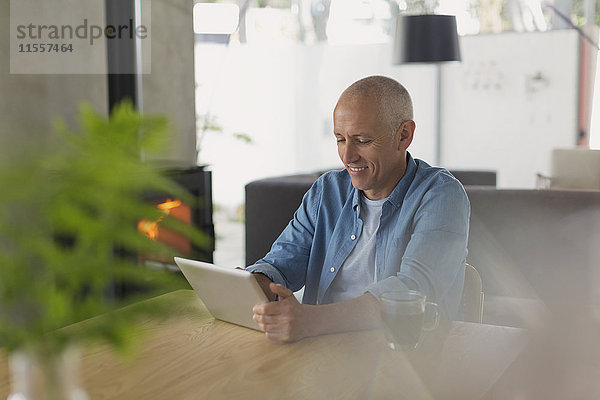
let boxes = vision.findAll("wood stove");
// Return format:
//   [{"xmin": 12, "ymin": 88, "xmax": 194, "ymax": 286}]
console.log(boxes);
[{"xmin": 139, "ymin": 165, "xmax": 214, "ymax": 269}]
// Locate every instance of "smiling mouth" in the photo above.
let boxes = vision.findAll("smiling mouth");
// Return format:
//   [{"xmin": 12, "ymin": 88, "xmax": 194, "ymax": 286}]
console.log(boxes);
[{"xmin": 348, "ymin": 166, "xmax": 367, "ymax": 172}]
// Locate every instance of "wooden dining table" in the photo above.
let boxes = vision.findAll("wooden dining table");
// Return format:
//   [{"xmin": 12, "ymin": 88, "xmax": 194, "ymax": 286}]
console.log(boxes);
[{"xmin": 0, "ymin": 290, "xmax": 528, "ymax": 400}]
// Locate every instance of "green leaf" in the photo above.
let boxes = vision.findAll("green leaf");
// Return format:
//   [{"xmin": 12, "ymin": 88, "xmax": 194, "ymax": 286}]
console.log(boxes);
[{"xmin": 0, "ymin": 101, "xmax": 208, "ymax": 358}]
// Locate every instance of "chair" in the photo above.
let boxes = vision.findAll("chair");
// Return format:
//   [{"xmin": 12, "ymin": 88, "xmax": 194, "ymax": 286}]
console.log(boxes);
[
  {"xmin": 462, "ymin": 264, "xmax": 484, "ymax": 323},
  {"xmin": 537, "ymin": 148, "xmax": 600, "ymax": 189}
]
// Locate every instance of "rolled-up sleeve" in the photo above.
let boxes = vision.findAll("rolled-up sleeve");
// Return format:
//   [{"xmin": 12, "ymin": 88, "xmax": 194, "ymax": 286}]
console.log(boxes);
[{"xmin": 245, "ymin": 262, "xmax": 287, "ymax": 286}]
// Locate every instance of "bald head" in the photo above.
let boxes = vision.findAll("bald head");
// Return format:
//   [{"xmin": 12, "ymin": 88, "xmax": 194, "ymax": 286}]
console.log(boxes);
[{"xmin": 338, "ymin": 76, "xmax": 413, "ymax": 137}]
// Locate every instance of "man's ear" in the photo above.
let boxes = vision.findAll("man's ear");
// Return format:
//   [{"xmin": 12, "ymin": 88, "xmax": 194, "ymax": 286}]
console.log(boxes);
[{"xmin": 396, "ymin": 120, "xmax": 416, "ymax": 150}]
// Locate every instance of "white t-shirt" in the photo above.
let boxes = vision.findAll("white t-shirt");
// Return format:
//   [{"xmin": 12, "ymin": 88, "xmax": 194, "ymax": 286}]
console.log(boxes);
[{"xmin": 323, "ymin": 193, "xmax": 385, "ymax": 303}]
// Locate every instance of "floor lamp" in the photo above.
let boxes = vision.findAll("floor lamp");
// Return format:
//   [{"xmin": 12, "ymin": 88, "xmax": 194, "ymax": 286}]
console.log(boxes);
[{"xmin": 392, "ymin": 15, "xmax": 461, "ymax": 166}]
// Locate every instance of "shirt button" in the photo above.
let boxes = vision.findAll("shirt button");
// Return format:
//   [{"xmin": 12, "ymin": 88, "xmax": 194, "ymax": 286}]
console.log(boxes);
[
  {"xmin": 351, "ymin": 234, "xmax": 356, "ymax": 240},
  {"xmin": 330, "ymin": 267, "xmax": 335, "ymax": 273}
]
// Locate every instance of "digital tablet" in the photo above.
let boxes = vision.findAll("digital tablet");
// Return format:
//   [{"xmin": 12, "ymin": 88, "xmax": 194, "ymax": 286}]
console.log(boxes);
[{"xmin": 173, "ymin": 257, "xmax": 269, "ymax": 330}]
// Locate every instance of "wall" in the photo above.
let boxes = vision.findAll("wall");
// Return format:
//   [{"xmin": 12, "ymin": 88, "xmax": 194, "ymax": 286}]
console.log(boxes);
[
  {"xmin": 0, "ymin": 0, "xmax": 108, "ymax": 153},
  {"xmin": 440, "ymin": 30, "xmax": 580, "ymax": 188},
  {"xmin": 292, "ymin": 43, "xmax": 438, "ymax": 173},
  {"xmin": 195, "ymin": 41, "xmax": 437, "ymax": 208},
  {"xmin": 198, "ymin": 31, "xmax": 583, "ymax": 207},
  {"xmin": 1, "ymin": 0, "xmax": 197, "ymax": 167},
  {"xmin": 142, "ymin": 0, "xmax": 197, "ymax": 166}
]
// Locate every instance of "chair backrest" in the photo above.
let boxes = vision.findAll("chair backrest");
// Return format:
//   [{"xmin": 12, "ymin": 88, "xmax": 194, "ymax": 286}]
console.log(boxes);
[
  {"xmin": 550, "ymin": 148, "xmax": 600, "ymax": 189},
  {"xmin": 462, "ymin": 263, "xmax": 484, "ymax": 323}
]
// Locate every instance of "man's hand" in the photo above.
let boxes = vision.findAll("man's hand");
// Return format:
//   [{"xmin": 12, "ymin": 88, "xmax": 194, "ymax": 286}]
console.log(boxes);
[
  {"xmin": 248, "ymin": 273, "xmax": 382, "ymax": 343},
  {"xmin": 252, "ymin": 282, "xmax": 312, "ymax": 343}
]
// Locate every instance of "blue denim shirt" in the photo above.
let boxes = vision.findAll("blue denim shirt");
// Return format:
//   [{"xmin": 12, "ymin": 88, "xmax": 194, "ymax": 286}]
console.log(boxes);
[{"xmin": 246, "ymin": 153, "xmax": 470, "ymax": 319}]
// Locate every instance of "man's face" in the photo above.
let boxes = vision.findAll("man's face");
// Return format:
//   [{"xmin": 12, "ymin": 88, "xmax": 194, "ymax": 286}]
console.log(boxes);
[{"xmin": 333, "ymin": 96, "xmax": 411, "ymax": 200}]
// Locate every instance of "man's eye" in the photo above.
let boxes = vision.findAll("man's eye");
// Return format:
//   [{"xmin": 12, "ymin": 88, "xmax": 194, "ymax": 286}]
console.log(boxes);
[
  {"xmin": 357, "ymin": 139, "xmax": 371, "ymax": 144},
  {"xmin": 336, "ymin": 138, "xmax": 345, "ymax": 143}
]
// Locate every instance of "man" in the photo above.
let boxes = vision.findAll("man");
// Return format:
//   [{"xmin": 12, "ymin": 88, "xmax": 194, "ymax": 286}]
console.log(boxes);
[{"xmin": 247, "ymin": 75, "xmax": 469, "ymax": 343}]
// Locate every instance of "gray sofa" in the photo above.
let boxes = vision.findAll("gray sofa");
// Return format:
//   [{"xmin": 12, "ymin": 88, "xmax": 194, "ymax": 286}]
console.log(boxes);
[
  {"xmin": 245, "ymin": 170, "xmax": 600, "ymax": 326},
  {"xmin": 465, "ymin": 188, "xmax": 600, "ymax": 326}
]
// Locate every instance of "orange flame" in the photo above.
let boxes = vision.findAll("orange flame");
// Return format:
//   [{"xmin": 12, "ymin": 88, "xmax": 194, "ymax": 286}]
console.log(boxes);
[
  {"xmin": 157, "ymin": 199, "xmax": 182, "ymax": 211},
  {"xmin": 138, "ymin": 220, "xmax": 159, "ymax": 240},
  {"xmin": 138, "ymin": 198, "xmax": 182, "ymax": 240}
]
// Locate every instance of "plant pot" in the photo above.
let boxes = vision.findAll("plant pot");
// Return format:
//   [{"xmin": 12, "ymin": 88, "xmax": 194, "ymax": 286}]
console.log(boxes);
[{"xmin": 7, "ymin": 346, "xmax": 88, "ymax": 400}]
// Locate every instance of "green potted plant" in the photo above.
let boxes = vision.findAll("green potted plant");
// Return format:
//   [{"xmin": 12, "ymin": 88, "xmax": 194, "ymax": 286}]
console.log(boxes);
[{"xmin": 0, "ymin": 102, "xmax": 208, "ymax": 399}]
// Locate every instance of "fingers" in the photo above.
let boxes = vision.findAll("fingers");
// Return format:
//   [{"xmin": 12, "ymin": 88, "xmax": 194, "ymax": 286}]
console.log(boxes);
[
  {"xmin": 253, "ymin": 310, "xmax": 294, "ymax": 325},
  {"xmin": 253, "ymin": 312, "xmax": 290, "ymax": 340},
  {"xmin": 269, "ymin": 282, "xmax": 294, "ymax": 299},
  {"xmin": 252, "ymin": 304, "xmax": 303, "ymax": 343},
  {"xmin": 255, "ymin": 320, "xmax": 294, "ymax": 343},
  {"xmin": 253, "ymin": 297, "xmax": 289, "ymax": 316},
  {"xmin": 265, "ymin": 331, "xmax": 293, "ymax": 343},
  {"xmin": 252, "ymin": 300, "xmax": 292, "ymax": 340},
  {"xmin": 254, "ymin": 319, "xmax": 277, "ymax": 334},
  {"xmin": 252, "ymin": 285, "xmax": 304, "ymax": 343}
]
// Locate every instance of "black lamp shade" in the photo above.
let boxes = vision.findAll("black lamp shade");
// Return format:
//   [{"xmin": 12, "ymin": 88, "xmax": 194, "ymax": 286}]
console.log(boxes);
[{"xmin": 393, "ymin": 15, "xmax": 461, "ymax": 64}]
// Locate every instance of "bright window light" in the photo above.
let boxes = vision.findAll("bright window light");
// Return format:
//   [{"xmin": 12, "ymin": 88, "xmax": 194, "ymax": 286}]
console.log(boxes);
[{"xmin": 193, "ymin": 3, "xmax": 239, "ymax": 34}]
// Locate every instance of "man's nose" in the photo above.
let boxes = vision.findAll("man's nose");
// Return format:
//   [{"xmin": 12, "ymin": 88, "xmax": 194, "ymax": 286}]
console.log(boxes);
[{"xmin": 341, "ymin": 142, "xmax": 359, "ymax": 164}]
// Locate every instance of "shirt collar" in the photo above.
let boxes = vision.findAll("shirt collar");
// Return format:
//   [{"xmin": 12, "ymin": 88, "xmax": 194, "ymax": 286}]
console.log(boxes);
[
  {"xmin": 351, "ymin": 151, "xmax": 417, "ymax": 210},
  {"xmin": 386, "ymin": 151, "xmax": 417, "ymax": 208}
]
